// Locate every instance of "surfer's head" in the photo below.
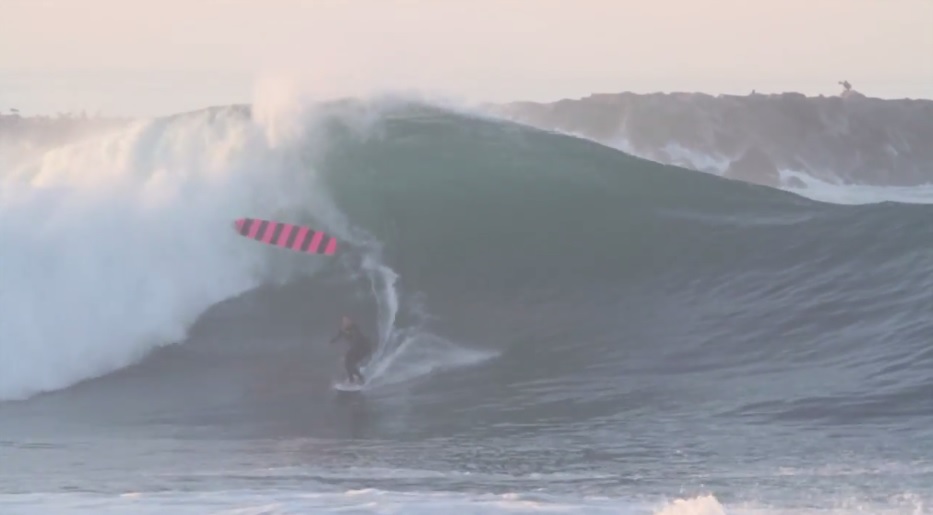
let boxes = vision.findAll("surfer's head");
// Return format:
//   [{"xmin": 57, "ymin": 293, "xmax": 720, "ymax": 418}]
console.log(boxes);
[{"xmin": 341, "ymin": 315, "xmax": 353, "ymax": 329}]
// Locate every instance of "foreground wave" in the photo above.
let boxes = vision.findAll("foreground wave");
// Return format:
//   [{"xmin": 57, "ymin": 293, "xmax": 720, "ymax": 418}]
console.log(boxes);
[
  {"xmin": 2, "ymin": 99, "xmax": 932, "ymax": 417},
  {"xmin": 1, "ymin": 98, "xmax": 932, "ymax": 512}
]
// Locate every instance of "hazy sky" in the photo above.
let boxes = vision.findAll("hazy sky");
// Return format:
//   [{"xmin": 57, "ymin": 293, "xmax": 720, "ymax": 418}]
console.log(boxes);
[{"xmin": 1, "ymin": 0, "xmax": 931, "ymax": 116}]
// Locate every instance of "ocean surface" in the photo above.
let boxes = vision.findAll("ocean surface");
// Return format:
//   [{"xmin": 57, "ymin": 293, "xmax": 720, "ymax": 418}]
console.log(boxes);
[{"xmin": 1, "ymin": 97, "xmax": 932, "ymax": 514}]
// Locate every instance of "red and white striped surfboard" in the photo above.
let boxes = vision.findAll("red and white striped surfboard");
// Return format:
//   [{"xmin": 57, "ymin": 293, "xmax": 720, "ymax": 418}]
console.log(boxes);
[{"xmin": 233, "ymin": 217, "xmax": 338, "ymax": 255}]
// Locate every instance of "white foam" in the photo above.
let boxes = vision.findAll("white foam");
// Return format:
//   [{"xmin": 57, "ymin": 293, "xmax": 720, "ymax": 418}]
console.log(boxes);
[
  {"xmin": 364, "ymin": 331, "xmax": 498, "ymax": 389},
  {"xmin": 3, "ymin": 489, "xmax": 927, "ymax": 515},
  {"xmin": 0, "ymin": 98, "xmax": 334, "ymax": 401},
  {"xmin": 0, "ymin": 80, "xmax": 498, "ymax": 402},
  {"xmin": 779, "ymin": 169, "xmax": 933, "ymax": 205},
  {"xmin": 0, "ymin": 489, "xmax": 663, "ymax": 515},
  {"xmin": 654, "ymin": 495, "xmax": 727, "ymax": 515},
  {"xmin": 606, "ymin": 136, "xmax": 730, "ymax": 176},
  {"xmin": 602, "ymin": 139, "xmax": 933, "ymax": 207}
]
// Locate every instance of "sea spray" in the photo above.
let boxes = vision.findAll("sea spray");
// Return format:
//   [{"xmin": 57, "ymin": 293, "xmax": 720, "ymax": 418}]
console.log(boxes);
[{"xmin": 0, "ymin": 104, "xmax": 327, "ymax": 401}]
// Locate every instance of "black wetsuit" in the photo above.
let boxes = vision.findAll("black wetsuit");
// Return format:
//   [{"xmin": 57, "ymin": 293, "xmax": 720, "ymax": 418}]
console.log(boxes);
[{"xmin": 330, "ymin": 324, "xmax": 373, "ymax": 383}]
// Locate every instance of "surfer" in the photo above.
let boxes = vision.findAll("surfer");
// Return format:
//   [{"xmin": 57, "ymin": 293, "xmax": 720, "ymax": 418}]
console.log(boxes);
[{"xmin": 329, "ymin": 315, "xmax": 373, "ymax": 384}]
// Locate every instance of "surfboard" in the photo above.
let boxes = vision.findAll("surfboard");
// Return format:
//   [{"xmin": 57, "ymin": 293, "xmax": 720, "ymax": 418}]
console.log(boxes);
[
  {"xmin": 333, "ymin": 380, "xmax": 366, "ymax": 392},
  {"xmin": 233, "ymin": 217, "xmax": 338, "ymax": 255}
]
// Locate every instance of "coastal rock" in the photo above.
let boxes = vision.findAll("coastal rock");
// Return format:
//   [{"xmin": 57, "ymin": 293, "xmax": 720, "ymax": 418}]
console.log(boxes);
[{"xmin": 491, "ymin": 91, "xmax": 933, "ymax": 188}]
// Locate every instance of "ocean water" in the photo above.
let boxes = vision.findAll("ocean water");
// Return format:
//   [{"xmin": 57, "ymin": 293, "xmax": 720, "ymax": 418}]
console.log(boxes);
[{"xmin": 1, "ymin": 97, "xmax": 931, "ymax": 514}]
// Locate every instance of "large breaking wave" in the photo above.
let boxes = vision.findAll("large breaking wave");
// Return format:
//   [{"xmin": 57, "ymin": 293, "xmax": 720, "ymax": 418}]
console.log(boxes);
[{"xmin": 1, "ymin": 93, "xmax": 931, "ymax": 444}]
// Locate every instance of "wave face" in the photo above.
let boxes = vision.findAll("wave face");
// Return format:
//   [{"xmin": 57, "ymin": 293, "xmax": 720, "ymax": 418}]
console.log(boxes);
[
  {"xmin": 2, "ymin": 98, "xmax": 932, "ymax": 511},
  {"xmin": 490, "ymin": 91, "xmax": 933, "ymax": 195},
  {"xmin": 315, "ymin": 104, "xmax": 933, "ymax": 429}
]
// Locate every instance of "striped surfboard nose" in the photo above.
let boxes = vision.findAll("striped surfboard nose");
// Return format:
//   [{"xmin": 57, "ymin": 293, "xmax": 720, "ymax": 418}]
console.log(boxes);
[{"xmin": 233, "ymin": 218, "xmax": 338, "ymax": 255}]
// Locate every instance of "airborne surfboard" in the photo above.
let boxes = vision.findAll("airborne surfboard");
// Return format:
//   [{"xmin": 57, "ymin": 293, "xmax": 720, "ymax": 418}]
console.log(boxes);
[{"xmin": 233, "ymin": 217, "xmax": 338, "ymax": 255}]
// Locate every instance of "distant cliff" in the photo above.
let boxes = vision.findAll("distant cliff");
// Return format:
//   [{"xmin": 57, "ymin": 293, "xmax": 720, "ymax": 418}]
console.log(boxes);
[{"xmin": 489, "ymin": 90, "xmax": 933, "ymax": 188}]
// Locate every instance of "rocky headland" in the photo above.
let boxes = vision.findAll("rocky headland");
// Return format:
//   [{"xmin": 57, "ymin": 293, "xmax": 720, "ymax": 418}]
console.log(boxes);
[{"xmin": 489, "ymin": 87, "xmax": 933, "ymax": 189}]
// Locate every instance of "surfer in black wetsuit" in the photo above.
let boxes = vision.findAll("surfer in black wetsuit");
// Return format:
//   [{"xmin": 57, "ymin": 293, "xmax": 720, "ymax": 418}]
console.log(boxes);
[{"xmin": 330, "ymin": 315, "xmax": 373, "ymax": 384}]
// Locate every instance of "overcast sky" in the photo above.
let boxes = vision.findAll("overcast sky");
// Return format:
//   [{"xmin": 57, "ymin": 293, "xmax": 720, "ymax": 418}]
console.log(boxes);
[{"xmin": 1, "ymin": 0, "xmax": 931, "ymax": 116}]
